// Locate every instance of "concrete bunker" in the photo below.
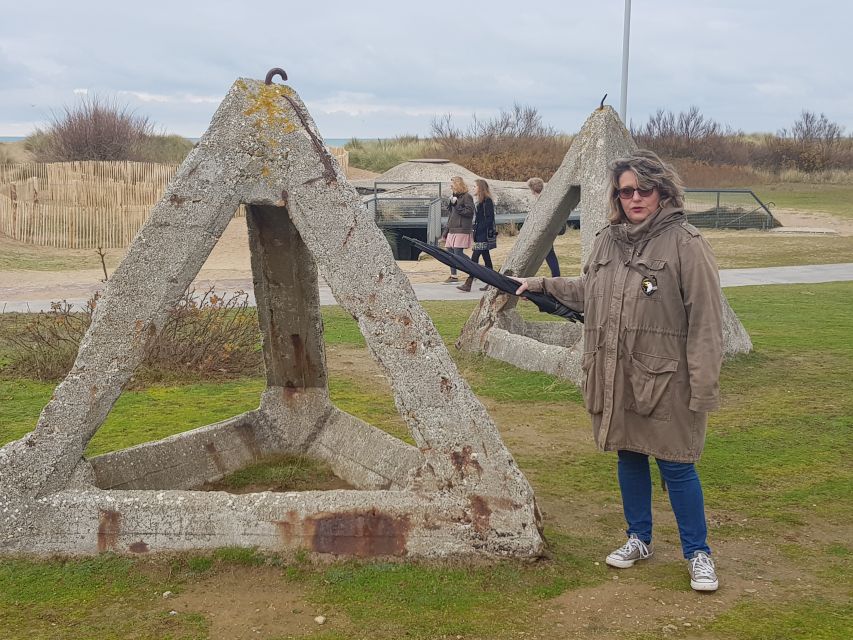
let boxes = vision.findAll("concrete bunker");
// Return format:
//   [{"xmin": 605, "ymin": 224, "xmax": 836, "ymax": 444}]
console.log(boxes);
[
  {"xmin": 0, "ymin": 75, "xmax": 543, "ymax": 558},
  {"xmin": 455, "ymin": 105, "xmax": 753, "ymax": 384}
]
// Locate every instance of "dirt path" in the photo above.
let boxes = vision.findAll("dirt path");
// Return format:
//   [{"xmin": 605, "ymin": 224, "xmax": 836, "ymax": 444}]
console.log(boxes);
[
  {"xmin": 2, "ymin": 202, "xmax": 852, "ymax": 305},
  {"xmin": 0, "ymin": 219, "xmax": 574, "ymax": 304}
]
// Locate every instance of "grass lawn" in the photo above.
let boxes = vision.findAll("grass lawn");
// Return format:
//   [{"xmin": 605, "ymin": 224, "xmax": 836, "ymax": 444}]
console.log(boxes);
[
  {"xmin": 0, "ymin": 287, "xmax": 851, "ymax": 639},
  {"xmin": 0, "ymin": 234, "xmax": 125, "ymax": 271},
  {"xmin": 751, "ymin": 183, "xmax": 853, "ymax": 219}
]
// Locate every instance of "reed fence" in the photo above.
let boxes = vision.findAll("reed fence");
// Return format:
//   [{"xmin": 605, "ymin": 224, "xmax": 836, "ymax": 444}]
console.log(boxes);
[{"xmin": 0, "ymin": 146, "xmax": 349, "ymax": 249}]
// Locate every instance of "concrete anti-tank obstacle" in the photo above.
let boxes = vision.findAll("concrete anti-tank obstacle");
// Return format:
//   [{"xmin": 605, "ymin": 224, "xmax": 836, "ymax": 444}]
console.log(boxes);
[
  {"xmin": 455, "ymin": 105, "xmax": 753, "ymax": 384},
  {"xmin": 0, "ymin": 76, "xmax": 543, "ymax": 558}
]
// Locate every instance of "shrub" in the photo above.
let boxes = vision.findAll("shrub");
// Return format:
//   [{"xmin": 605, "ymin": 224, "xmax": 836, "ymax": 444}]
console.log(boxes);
[
  {"xmin": 775, "ymin": 111, "xmax": 847, "ymax": 171},
  {"xmin": 430, "ymin": 104, "xmax": 571, "ymax": 181},
  {"xmin": 632, "ymin": 106, "xmax": 750, "ymax": 165},
  {"xmin": 2, "ymin": 288, "xmax": 263, "ymax": 382},
  {"xmin": 136, "ymin": 134, "xmax": 195, "ymax": 163},
  {"xmin": 670, "ymin": 159, "xmax": 762, "ymax": 188},
  {"xmin": 3, "ymin": 296, "xmax": 100, "ymax": 381},
  {"xmin": 633, "ymin": 106, "xmax": 853, "ymax": 175},
  {"xmin": 143, "ymin": 287, "xmax": 262, "ymax": 378},
  {"xmin": 0, "ymin": 145, "xmax": 15, "ymax": 164},
  {"xmin": 22, "ymin": 130, "xmax": 53, "ymax": 158},
  {"xmin": 345, "ymin": 136, "xmax": 437, "ymax": 173},
  {"xmin": 31, "ymin": 96, "xmax": 153, "ymax": 162}
]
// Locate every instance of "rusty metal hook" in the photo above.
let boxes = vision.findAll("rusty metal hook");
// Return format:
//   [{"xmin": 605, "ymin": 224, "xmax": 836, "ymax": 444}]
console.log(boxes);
[{"xmin": 264, "ymin": 68, "xmax": 288, "ymax": 85}]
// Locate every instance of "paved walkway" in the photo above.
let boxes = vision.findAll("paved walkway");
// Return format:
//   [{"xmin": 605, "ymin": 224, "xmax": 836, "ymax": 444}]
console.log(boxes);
[{"xmin": 2, "ymin": 263, "xmax": 852, "ymax": 313}]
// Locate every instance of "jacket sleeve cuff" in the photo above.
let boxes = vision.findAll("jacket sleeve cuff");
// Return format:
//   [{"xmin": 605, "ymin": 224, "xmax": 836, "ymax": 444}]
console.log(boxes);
[
  {"xmin": 689, "ymin": 395, "xmax": 720, "ymax": 413},
  {"xmin": 526, "ymin": 277, "xmax": 545, "ymax": 292}
]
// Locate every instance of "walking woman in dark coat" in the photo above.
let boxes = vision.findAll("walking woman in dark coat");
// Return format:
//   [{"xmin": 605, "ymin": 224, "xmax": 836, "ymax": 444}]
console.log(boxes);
[
  {"xmin": 459, "ymin": 178, "xmax": 497, "ymax": 291},
  {"xmin": 442, "ymin": 176, "xmax": 475, "ymax": 284}
]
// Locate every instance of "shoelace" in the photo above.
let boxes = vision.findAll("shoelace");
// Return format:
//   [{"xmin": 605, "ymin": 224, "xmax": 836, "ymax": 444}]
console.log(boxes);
[
  {"xmin": 690, "ymin": 553, "xmax": 716, "ymax": 580},
  {"xmin": 619, "ymin": 537, "xmax": 650, "ymax": 559}
]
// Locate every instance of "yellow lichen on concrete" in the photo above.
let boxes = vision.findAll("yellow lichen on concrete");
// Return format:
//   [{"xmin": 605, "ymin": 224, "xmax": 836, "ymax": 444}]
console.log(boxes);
[{"xmin": 242, "ymin": 83, "xmax": 298, "ymax": 136}]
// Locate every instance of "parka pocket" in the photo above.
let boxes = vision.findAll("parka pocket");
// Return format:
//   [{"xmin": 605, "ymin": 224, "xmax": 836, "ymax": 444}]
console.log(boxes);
[
  {"xmin": 587, "ymin": 257, "xmax": 612, "ymax": 298},
  {"xmin": 581, "ymin": 350, "xmax": 604, "ymax": 414},
  {"xmin": 625, "ymin": 351, "xmax": 679, "ymax": 419},
  {"xmin": 635, "ymin": 257, "xmax": 666, "ymax": 271}
]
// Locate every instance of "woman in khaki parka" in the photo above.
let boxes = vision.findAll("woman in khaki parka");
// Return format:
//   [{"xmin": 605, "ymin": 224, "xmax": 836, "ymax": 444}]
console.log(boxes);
[{"xmin": 514, "ymin": 150, "xmax": 723, "ymax": 592}]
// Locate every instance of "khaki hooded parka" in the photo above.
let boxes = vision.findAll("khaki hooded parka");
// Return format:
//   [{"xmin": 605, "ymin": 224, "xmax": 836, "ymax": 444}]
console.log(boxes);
[{"xmin": 526, "ymin": 207, "xmax": 723, "ymax": 462}]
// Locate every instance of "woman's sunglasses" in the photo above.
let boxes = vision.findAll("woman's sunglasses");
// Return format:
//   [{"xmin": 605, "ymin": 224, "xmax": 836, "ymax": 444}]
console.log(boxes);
[{"xmin": 616, "ymin": 186, "xmax": 656, "ymax": 199}]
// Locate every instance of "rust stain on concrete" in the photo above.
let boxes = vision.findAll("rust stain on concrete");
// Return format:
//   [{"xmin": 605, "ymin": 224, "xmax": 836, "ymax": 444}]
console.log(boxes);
[
  {"xmin": 307, "ymin": 509, "xmax": 410, "ymax": 557},
  {"xmin": 274, "ymin": 509, "xmax": 409, "ymax": 557},
  {"xmin": 450, "ymin": 446, "xmax": 483, "ymax": 475},
  {"xmin": 469, "ymin": 495, "xmax": 492, "ymax": 535},
  {"xmin": 274, "ymin": 511, "xmax": 300, "ymax": 545},
  {"xmin": 97, "ymin": 509, "xmax": 121, "ymax": 552}
]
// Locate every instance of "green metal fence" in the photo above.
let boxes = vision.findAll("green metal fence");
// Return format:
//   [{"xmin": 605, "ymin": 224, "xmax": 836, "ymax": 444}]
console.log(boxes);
[{"xmin": 683, "ymin": 189, "xmax": 779, "ymax": 230}]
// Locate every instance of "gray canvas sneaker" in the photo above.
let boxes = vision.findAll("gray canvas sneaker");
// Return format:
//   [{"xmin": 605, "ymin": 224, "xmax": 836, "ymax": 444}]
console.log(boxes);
[
  {"xmin": 605, "ymin": 534, "xmax": 653, "ymax": 568},
  {"xmin": 688, "ymin": 551, "xmax": 719, "ymax": 591}
]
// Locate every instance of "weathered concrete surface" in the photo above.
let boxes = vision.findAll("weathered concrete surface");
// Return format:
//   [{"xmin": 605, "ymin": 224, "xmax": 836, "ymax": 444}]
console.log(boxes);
[
  {"xmin": 0, "ymin": 78, "xmax": 543, "ymax": 558},
  {"xmin": 456, "ymin": 105, "xmax": 752, "ymax": 387}
]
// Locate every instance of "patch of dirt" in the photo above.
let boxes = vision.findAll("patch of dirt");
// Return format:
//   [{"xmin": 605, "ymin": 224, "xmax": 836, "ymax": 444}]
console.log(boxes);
[
  {"xmin": 535, "ymin": 495, "xmax": 832, "ymax": 638},
  {"xmin": 173, "ymin": 566, "xmax": 346, "ymax": 640},
  {"xmin": 346, "ymin": 166, "xmax": 381, "ymax": 181},
  {"xmin": 772, "ymin": 207, "xmax": 853, "ymax": 236}
]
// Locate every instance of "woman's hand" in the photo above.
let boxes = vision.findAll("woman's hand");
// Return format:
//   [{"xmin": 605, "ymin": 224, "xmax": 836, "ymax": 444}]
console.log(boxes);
[{"xmin": 508, "ymin": 276, "xmax": 530, "ymax": 297}]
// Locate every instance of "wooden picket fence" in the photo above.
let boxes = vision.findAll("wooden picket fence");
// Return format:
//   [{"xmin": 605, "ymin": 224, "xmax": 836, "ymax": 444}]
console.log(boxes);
[{"xmin": 0, "ymin": 147, "xmax": 349, "ymax": 249}]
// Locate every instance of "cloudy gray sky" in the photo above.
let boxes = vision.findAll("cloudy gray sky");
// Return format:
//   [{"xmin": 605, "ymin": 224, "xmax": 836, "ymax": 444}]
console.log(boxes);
[{"xmin": 1, "ymin": 0, "xmax": 848, "ymax": 139}]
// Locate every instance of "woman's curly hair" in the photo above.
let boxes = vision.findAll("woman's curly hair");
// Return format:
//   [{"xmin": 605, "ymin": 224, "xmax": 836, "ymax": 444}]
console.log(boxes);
[{"xmin": 607, "ymin": 149, "xmax": 684, "ymax": 223}]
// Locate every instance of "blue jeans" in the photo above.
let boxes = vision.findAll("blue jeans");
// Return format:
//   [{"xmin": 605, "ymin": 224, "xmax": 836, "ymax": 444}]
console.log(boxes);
[
  {"xmin": 448, "ymin": 247, "xmax": 466, "ymax": 275},
  {"xmin": 616, "ymin": 449, "xmax": 711, "ymax": 559}
]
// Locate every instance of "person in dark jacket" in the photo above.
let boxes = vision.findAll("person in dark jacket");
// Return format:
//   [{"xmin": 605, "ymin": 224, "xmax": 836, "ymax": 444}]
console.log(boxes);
[
  {"xmin": 514, "ymin": 150, "xmax": 723, "ymax": 593},
  {"xmin": 442, "ymin": 176, "xmax": 475, "ymax": 284},
  {"xmin": 458, "ymin": 178, "xmax": 497, "ymax": 292},
  {"xmin": 527, "ymin": 177, "xmax": 561, "ymax": 276}
]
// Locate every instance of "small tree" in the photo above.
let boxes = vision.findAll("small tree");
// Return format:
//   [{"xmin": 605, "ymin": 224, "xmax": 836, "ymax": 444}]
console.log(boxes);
[
  {"xmin": 632, "ymin": 106, "xmax": 735, "ymax": 161},
  {"xmin": 429, "ymin": 104, "xmax": 569, "ymax": 180},
  {"xmin": 32, "ymin": 96, "xmax": 153, "ymax": 162},
  {"xmin": 778, "ymin": 110, "xmax": 845, "ymax": 171}
]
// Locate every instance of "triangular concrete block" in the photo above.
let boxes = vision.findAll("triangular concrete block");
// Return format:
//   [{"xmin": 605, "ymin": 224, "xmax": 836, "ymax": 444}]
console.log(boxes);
[{"xmin": 0, "ymin": 77, "xmax": 543, "ymax": 558}]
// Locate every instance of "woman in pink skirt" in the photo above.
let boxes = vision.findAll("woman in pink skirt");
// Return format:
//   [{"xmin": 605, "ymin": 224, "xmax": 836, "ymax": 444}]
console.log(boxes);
[{"xmin": 442, "ymin": 176, "xmax": 475, "ymax": 284}]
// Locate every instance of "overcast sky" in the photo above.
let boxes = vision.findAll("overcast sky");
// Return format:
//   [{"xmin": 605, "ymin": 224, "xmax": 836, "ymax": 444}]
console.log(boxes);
[{"xmin": 1, "ymin": 0, "xmax": 849, "ymax": 139}]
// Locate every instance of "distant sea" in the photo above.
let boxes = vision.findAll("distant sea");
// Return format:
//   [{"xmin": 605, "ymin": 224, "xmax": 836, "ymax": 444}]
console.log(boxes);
[{"xmin": 1, "ymin": 136, "xmax": 358, "ymax": 146}]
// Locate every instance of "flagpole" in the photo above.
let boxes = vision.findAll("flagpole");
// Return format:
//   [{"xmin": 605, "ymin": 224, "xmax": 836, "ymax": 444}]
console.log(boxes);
[{"xmin": 620, "ymin": 0, "xmax": 631, "ymax": 123}]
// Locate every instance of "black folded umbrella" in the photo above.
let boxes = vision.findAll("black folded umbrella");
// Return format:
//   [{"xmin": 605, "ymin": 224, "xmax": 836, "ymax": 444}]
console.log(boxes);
[{"xmin": 403, "ymin": 236, "xmax": 583, "ymax": 323}]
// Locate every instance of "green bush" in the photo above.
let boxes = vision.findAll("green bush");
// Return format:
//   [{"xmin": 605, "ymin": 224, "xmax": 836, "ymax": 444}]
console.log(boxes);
[
  {"xmin": 136, "ymin": 134, "xmax": 194, "ymax": 163},
  {"xmin": 346, "ymin": 135, "xmax": 438, "ymax": 173}
]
